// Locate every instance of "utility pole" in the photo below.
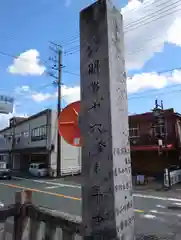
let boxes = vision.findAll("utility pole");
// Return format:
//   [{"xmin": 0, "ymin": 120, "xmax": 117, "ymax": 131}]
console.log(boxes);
[
  {"xmin": 152, "ymin": 99, "xmax": 170, "ymax": 188},
  {"xmin": 9, "ymin": 118, "xmax": 16, "ymax": 170},
  {"xmin": 48, "ymin": 42, "xmax": 63, "ymax": 177}
]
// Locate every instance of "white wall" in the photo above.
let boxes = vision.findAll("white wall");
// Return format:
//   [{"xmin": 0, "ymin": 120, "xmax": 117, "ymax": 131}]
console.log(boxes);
[{"xmin": 49, "ymin": 111, "xmax": 81, "ymax": 176}]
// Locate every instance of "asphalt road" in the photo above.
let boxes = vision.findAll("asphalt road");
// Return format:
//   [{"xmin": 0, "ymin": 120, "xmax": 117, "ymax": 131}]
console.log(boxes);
[{"xmin": 1, "ymin": 177, "xmax": 181, "ymax": 239}]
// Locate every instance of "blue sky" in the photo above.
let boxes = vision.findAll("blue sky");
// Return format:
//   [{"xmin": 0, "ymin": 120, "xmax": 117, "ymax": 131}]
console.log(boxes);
[{"xmin": 0, "ymin": 0, "xmax": 181, "ymax": 128}]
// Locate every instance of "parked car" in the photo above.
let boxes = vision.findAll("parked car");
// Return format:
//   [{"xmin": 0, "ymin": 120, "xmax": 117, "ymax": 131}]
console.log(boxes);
[
  {"xmin": 29, "ymin": 163, "xmax": 48, "ymax": 177},
  {"xmin": 0, "ymin": 162, "xmax": 12, "ymax": 179}
]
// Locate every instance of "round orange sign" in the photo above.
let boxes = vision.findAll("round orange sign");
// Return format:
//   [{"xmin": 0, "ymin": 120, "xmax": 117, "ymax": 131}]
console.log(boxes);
[{"xmin": 58, "ymin": 101, "xmax": 81, "ymax": 147}]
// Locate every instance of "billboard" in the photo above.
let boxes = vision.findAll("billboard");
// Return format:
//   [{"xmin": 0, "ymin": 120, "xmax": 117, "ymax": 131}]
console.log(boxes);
[{"xmin": 0, "ymin": 95, "xmax": 14, "ymax": 114}]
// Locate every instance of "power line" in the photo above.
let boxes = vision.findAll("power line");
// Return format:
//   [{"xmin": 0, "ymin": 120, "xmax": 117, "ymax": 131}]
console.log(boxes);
[
  {"xmin": 128, "ymin": 65, "xmax": 181, "ymax": 78},
  {"xmin": 128, "ymin": 87, "xmax": 181, "ymax": 100},
  {"xmin": 63, "ymin": 70, "xmax": 80, "ymax": 76},
  {"xmin": 124, "ymin": 2, "xmax": 181, "ymax": 33},
  {"xmin": 1, "ymin": 0, "xmax": 179, "ymax": 57},
  {"xmin": 64, "ymin": 45, "xmax": 80, "ymax": 54},
  {"xmin": 2, "ymin": 83, "xmax": 55, "ymax": 101},
  {"xmin": 62, "ymin": 2, "xmax": 181, "ymax": 57},
  {"xmin": 128, "ymin": 83, "xmax": 181, "ymax": 97},
  {"xmin": 123, "ymin": 0, "xmax": 169, "ymax": 19},
  {"xmin": 64, "ymin": 33, "xmax": 164, "ymax": 56},
  {"xmin": 60, "ymin": 65, "xmax": 181, "ymax": 79},
  {"xmin": 124, "ymin": 0, "xmax": 178, "ymax": 29},
  {"xmin": 51, "ymin": 0, "xmax": 176, "ymax": 49},
  {"xmin": 59, "ymin": 35, "xmax": 79, "ymax": 45},
  {"xmin": 1, "ymin": 46, "xmax": 181, "ymax": 82},
  {"xmin": 1, "ymin": 2, "xmax": 179, "ymax": 63},
  {"xmin": 11, "ymin": 81, "xmax": 181, "ymax": 102},
  {"xmin": 59, "ymin": 1, "xmax": 181, "ymax": 56}
]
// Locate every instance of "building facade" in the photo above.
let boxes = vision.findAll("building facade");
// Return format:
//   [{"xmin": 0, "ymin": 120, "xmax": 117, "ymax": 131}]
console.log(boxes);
[
  {"xmin": 129, "ymin": 108, "xmax": 181, "ymax": 177},
  {"xmin": 0, "ymin": 109, "xmax": 81, "ymax": 176}
]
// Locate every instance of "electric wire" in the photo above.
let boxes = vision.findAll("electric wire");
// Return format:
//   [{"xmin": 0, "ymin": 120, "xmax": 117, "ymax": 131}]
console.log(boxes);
[
  {"xmin": 124, "ymin": 0, "xmax": 180, "ymax": 30},
  {"xmin": 0, "ymin": 2, "xmax": 181, "ymax": 104},
  {"xmin": 124, "ymin": 2, "xmax": 181, "ymax": 33}
]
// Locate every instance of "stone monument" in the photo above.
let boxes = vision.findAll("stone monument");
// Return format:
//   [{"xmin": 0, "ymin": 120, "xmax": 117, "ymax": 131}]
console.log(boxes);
[{"xmin": 80, "ymin": 0, "xmax": 134, "ymax": 239}]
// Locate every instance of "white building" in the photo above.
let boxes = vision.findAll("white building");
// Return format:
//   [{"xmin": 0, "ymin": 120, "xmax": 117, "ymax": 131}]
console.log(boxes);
[{"xmin": 0, "ymin": 109, "xmax": 81, "ymax": 176}]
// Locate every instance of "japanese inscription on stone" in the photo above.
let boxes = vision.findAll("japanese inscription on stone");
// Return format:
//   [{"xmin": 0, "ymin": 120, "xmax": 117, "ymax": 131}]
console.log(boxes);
[{"xmin": 80, "ymin": 0, "xmax": 134, "ymax": 239}]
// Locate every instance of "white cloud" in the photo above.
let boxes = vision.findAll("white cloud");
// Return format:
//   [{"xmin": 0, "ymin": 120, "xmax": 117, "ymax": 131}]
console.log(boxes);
[
  {"xmin": 6, "ymin": 0, "xmax": 181, "ymax": 77},
  {"xmin": 14, "ymin": 85, "xmax": 30, "ymax": 95},
  {"xmin": 14, "ymin": 69, "xmax": 181, "ymax": 106},
  {"xmin": 31, "ymin": 85, "xmax": 80, "ymax": 103},
  {"xmin": 9, "ymin": 0, "xmax": 181, "ymax": 106},
  {"xmin": 8, "ymin": 49, "xmax": 45, "ymax": 75},
  {"xmin": 31, "ymin": 92, "xmax": 53, "ymax": 102},
  {"xmin": 123, "ymin": 0, "xmax": 181, "ymax": 70},
  {"xmin": 127, "ymin": 72, "xmax": 168, "ymax": 93},
  {"xmin": 61, "ymin": 85, "xmax": 80, "ymax": 103},
  {"xmin": 14, "ymin": 84, "xmax": 80, "ymax": 104}
]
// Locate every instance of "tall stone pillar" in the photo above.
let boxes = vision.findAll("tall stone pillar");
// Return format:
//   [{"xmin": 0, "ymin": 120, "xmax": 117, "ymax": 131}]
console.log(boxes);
[{"xmin": 80, "ymin": 0, "xmax": 134, "ymax": 239}]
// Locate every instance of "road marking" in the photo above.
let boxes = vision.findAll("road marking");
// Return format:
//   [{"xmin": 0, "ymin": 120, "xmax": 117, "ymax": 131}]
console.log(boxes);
[
  {"xmin": 39, "ymin": 181, "xmax": 81, "ymax": 189},
  {"xmin": 12, "ymin": 177, "xmax": 81, "ymax": 189},
  {"xmin": 45, "ymin": 186, "xmax": 61, "ymax": 189},
  {"xmin": 11, "ymin": 177, "xmax": 181, "ymax": 202},
  {"xmin": 133, "ymin": 193, "xmax": 181, "ymax": 202},
  {"xmin": 0, "ymin": 182, "xmax": 144, "ymax": 213},
  {"xmin": 142, "ymin": 214, "xmax": 156, "ymax": 219},
  {"xmin": 156, "ymin": 205, "xmax": 166, "ymax": 209},
  {"xmin": 173, "ymin": 202, "xmax": 181, "ymax": 206},
  {"xmin": 134, "ymin": 209, "xmax": 144, "ymax": 213},
  {"xmin": 13, "ymin": 177, "xmax": 181, "ymax": 202},
  {"xmin": 150, "ymin": 209, "xmax": 181, "ymax": 217},
  {"xmin": 0, "ymin": 182, "xmax": 81, "ymax": 201}
]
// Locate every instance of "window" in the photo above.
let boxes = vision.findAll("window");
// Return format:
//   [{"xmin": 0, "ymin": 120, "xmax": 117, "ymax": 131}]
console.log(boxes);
[
  {"xmin": 31, "ymin": 125, "xmax": 47, "ymax": 141},
  {"xmin": 38, "ymin": 163, "xmax": 46, "ymax": 169},
  {"xmin": 153, "ymin": 124, "xmax": 167, "ymax": 137},
  {"xmin": 0, "ymin": 155, "xmax": 5, "ymax": 162},
  {"xmin": 22, "ymin": 131, "xmax": 29, "ymax": 137},
  {"xmin": 129, "ymin": 126, "xmax": 139, "ymax": 138},
  {"xmin": 0, "ymin": 162, "xmax": 6, "ymax": 169}
]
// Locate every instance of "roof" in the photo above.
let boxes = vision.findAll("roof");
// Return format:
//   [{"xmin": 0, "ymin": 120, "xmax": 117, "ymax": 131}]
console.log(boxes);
[
  {"xmin": 0, "ymin": 108, "xmax": 52, "ymax": 133},
  {"xmin": 129, "ymin": 108, "xmax": 176, "ymax": 121}
]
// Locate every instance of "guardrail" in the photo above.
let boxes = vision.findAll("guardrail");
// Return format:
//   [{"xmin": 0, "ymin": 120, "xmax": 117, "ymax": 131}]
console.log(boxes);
[
  {"xmin": 0, "ymin": 190, "xmax": 82, "ymax": 240},
  {"xmin": 164, "ymin": 169, "xmax": 181, "ymax": 187}
]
